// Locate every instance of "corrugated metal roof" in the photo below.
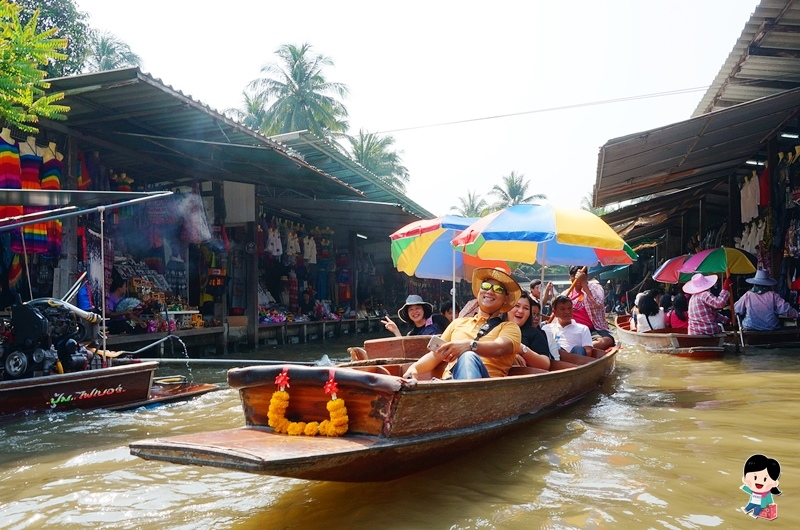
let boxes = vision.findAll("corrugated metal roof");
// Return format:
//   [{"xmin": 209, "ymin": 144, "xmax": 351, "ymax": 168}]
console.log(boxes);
[
  {"xmin": 43, "ymin": 68, "xmax": 362, "ymax": 199},
  {"xmin": 269, "ymin": 131, "xmax": 433, "ymax": 219},
  {"xmin": 694, "ymin": 0, "xmax": 800, "ymax": 116},
  {"xmin": 594, "ymin": 86, "xmax": 800, "ymax": 207}
]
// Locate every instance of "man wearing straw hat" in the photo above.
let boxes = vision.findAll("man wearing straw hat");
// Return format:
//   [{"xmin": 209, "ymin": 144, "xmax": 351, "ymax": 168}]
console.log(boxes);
[
  {"xmin": 734, "ymin": 270, "xmax": 798, "ymax": 331},
  {"xmin": 683, "ymin": 273, "xmax": 731, "ymax": 335},
  {"xmin": 403, "ymin": 267, "xmax": 522, "ymax": 380}
]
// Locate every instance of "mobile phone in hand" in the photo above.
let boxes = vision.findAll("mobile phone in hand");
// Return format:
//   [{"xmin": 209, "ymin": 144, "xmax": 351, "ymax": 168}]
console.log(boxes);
[{"xmin": 427, "ymin": 335, "xmax": 446, "ymax": 351}]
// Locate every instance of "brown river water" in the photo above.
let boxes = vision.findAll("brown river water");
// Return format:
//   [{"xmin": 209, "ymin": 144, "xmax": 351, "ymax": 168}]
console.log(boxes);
[{"xmin": 1, "ymin": 330, "xmax": 798, "ymax": 529}]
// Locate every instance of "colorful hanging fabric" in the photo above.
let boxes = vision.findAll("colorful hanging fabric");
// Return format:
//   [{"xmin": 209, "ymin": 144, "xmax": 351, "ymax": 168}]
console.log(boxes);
[
  {"xmin": 0, "ymin": 134, "xmax": 23, "ymax": 251},
  {"xmin": 40, "ymin": 148, "xmax": 63, "ymax": 256},
  {"xmin": 77, "ymin": 151, "xmax": 91, "ymax": 190},
  {"xmin": 17, "ymin": 143, "xmax": 47, "ymax": 254}
]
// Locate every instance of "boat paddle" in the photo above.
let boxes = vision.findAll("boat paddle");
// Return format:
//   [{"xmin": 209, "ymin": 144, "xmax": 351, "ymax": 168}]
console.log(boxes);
[{"xmin": 727, "ymin": 269, "xmax": 744, "ymax": 352}]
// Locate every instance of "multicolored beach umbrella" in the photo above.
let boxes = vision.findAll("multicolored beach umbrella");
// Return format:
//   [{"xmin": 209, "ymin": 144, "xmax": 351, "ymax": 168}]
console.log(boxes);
[
  {"xmin": 678, "ymin": 247, "xmax": 756, "ymax": 276},
  {"xmin": 391, "ymin": 215, "xmax": 514, "ymax": 281},
  {"xmin": 452, "ymin": 204, "xmax": 637, "ymax": 266},
  {"xmin": 652, "ymin": 254, "xmax": 694, "ymax": 284}
]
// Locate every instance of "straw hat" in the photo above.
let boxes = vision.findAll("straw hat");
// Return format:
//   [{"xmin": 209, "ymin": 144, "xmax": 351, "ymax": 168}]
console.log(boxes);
[
  {"xmin": 745, "ymin": 269, "xmax": 777, "ymax": 286},
  {"xmin": 397, "ymin": 294, "xmax": 433, "ymax": 323},
  {"xmin": 682, "ymin": 273, "xmax": 718, "ymax": 294},
  {"xmin": 471, "ymin": 267, "xmax": 521, "ymax": 313}
]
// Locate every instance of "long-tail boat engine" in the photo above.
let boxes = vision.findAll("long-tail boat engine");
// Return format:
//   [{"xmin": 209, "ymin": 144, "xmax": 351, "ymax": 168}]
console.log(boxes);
[{"xmin": 0, "ymin": 299, "xmax": 101, "ymax": 380}]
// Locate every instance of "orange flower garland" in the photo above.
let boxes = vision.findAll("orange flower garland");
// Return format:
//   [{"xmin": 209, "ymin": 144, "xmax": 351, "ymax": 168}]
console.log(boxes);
[{"xmin": 267, "ymin": 368, "xmax": 349, "ymax": 436}]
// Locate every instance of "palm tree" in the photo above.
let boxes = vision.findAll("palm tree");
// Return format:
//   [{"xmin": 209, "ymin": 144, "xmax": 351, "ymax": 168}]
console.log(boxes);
[
  {"xmin": 452, "ymin": 190, "xmax": 489, "ymax": 218},
  {"xmin": 580, "ymin": 191, "xmax": 606, "ymax": 216},
  {"xmin": 348, "ymin": 129, "xmax": 409, "ymax": 191},
  {"xmin": 83, "ymin": 30, "xmax": 141, "ymax": 72},
  {"xmin": 224, "ymin": 88, "xmax": 270, "ymax": 131},
  {"xmin": 489, "ymin": 171, "xmax": 546, "ymax": 210},
  {"xmin": 249, "ymin": 43, "xmax": 349, "ymax": 139}
]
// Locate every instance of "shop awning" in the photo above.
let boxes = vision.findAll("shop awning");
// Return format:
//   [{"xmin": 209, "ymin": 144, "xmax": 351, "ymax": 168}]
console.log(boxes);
[
  {"xmin": 594, "ymin": 86, "xmax": 800, "ymax": 207},
  {"xmin": 42, "ymin": 68, "xmax": 362, "ymax": 199},
  {"xmin": 0, "ymin": 189, "xmax": 172, "ymax": 232}
]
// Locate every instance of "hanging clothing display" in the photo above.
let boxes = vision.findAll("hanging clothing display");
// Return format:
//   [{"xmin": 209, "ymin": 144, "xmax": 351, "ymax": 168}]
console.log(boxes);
[
  {"xmin": 0, "ymin": 133, "xmax": 23, "ymax": 253},
  {"xmin": 40, "ymin": 145, "xmax": 63, "ymax": 256},
  {"xmin": 17, "ymin": 139, "xmax": 47, "ymax": 254}
]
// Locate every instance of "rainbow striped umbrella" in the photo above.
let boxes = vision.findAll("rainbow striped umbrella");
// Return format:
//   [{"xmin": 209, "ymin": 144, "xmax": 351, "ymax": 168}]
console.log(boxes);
[
  {"xmin": 452, "ymin": 204, "xmax": 637, "ymax": 266},
  {"xmin": 653, "ymin": 254, "xmax": 694, "ymax": 284},
  {"xmin": 678, "ymin": 247, "xmax": 756, "ymax": 276},
  {"xmin": 391, "ymin": 215, "xmax": 514, "ymax": 281}
]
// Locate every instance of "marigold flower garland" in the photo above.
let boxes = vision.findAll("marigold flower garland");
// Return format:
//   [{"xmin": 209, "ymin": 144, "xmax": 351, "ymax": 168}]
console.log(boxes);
[{"xmin": 267, "ymin": 367, "xmax": 349, "ymax": 436}]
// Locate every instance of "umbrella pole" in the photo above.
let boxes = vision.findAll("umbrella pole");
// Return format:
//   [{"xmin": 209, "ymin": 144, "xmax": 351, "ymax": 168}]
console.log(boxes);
[{"xmin": 452, "ymin": 247, "xmax": 457, "ymax": 312}]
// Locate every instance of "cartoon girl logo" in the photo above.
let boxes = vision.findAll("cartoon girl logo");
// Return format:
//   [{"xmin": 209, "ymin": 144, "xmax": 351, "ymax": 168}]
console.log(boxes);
[{"xmin": 741, "ymin": 454, "xmax": 782, "ymax": 520}]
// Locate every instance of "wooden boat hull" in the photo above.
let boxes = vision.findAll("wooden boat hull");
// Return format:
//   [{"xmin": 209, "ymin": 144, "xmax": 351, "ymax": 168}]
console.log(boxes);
[
  {"xmin": 725, "ymin": 328, "xmax": 800, "ymax": 348},
  {"xmin": 130, "ymin": 349, "xmax": 616, "ymax": 482},
  {"xmin": 614, "ymin": 315, "xmax": 724, "ymax": 358},
  {"xmin": 0, "ymin": 361, "xmax": 218, "ymax": 421}
]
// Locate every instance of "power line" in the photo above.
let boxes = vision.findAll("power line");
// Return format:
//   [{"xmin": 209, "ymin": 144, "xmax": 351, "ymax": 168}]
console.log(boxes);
[{"xmin": 376, "ymin": 86, "xmax": 711, "ymax": 134}]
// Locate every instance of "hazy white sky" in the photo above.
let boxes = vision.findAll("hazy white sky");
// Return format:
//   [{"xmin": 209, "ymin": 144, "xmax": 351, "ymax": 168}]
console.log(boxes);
[{"xmin": 75, "ymin": 0, "xmax": 758, "ymax": 217}]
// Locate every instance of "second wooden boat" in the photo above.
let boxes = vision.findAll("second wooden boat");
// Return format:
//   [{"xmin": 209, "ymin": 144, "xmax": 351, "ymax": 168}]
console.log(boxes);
[
  {"xmin": 614, "ymin": 314, "xmax": 724, "ymax": 358},
  {"xmin": 130, "ymin": 348, "xmax": 617, "ymax": 482}
]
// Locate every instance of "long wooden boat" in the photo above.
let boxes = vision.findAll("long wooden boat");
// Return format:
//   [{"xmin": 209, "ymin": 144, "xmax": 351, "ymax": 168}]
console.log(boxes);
[
  {"xmin": 129, "ymin": 348, "xmax": 616, "ymax": 482},
  {"xmin": 0, "ymin": 360, "xmax": 218, "ymax": 422},
  {"xmin": 614, "ymin": 314, "xmax": 725, "ymax": 358},
  {"xmin": 724, "ymin": 325, "xmax": 800, "ymax": 348}
]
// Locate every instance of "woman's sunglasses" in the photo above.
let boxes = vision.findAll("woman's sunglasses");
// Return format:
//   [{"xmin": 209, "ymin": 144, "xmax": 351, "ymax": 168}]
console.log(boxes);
[{"xmin": 480, "ymin": 281, "xmax": 506, "ymax": 294}]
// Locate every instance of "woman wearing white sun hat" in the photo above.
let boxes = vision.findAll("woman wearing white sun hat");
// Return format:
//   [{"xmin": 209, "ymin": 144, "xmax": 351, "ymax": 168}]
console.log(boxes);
[{"xmin": 734, "ymin": 269, "xmax": 798, "ymax": 331}]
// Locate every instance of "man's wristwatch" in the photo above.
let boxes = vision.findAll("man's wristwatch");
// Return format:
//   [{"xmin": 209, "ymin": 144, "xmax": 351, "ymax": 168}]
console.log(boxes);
[{"xmin": 470, "ymin": 340, "xmax": 479, "ymax": 351}]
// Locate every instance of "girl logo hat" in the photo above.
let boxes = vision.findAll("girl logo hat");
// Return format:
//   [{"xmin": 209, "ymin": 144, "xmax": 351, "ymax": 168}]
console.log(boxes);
[
  {"xmin": 682, "ymin": 273, "xmax": 718, "ymax": 294},
  {"xmin": 745, "ymin": 269, "xmax": 777, "ymax": 286},
  {"xmin": 471, "ymin": 267, "xmax": 521, "ymax": 313},
  {"xmin": 397, "ymin": 294, "xmax": 434, "ymax": 323}
]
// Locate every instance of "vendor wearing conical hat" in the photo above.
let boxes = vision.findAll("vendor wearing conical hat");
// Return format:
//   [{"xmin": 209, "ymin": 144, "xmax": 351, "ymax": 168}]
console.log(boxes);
[
  {"xmin": 682, "ymin": 273, "xmax": 731, "ymax": 335},
  {"xmin": 403, "ymin": 268, "xmax": 522, "ymax": 380},
  {"xmin": 734, "ymin": 269, "xmax": 798, "ymax": 331}
]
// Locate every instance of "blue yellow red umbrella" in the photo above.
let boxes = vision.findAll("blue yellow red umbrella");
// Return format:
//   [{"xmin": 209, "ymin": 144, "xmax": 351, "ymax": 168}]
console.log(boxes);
[{"xmin": 451, "ymin": 204, "xmax": 637, "ymax": 266}]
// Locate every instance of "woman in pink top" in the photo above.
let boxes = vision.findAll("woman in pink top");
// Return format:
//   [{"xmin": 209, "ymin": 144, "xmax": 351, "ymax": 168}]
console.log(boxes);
[{"xmin": 666, "ymin": 293, "xmax": 689, "ymax": 330}]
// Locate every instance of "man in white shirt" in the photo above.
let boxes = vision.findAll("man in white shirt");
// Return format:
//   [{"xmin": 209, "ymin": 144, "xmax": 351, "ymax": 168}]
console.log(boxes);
[{"xmin": 542, "ymin": 295, "xmax": 593, "ymax": 356}]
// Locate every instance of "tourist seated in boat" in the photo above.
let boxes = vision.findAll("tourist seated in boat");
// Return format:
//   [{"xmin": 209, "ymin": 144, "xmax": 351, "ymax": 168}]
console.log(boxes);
[
  {"xmin": 666, "ymin": 293, "xmax": 689, "ymax": 331},
  {"xmin": 734, "ymin": 269, "xmax": 799, "ymax": 331},
  {"xmin": 636, "ymin": 289, "xmax": 667, "ymax": 332},
  {"xmin": 529, "ymin": 279, "xmax": 554, "ymax": 315},
  {"xmin": 382, "ymin": 294, "xmax": 441, "ymax": 337},
  {"xmin": 403, "ymin": 268, "xmax": 521, "ymax": 380},
  {"xmin": 659, "ymin": 293, "xmax": 673, "ymax": 314},
  {"xmin": 505, "ymin": 291, "xmax": 555, "ymax": 370},
  {"xmin": 431, "ymin": 301, "xmax": 456, "ymax": 332},
  {"xmin": 542, "ymin": 295, "xmax": 593, "ymax": 356},
  {"xmin": 628, "ymin": 292, "xmax": 647, "ymax": 331},
  {"xmin": 565, "ymin": 266, "xmax": 615, "ymax": 349},
  {"xmin": 683, "ymin": 273, "xmax": 731, "ymax": 335}
]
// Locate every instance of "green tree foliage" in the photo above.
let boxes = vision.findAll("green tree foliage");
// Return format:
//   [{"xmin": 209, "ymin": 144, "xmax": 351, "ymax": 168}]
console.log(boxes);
[
  {"xmin": 580, "ymin": 191, "xmax": 606, "ymax": 216},
  {"xmin": 1, "ymin": 0, "xmax": 69, "ymax": 133},
  {"xmin": 13, "ymin": 0, "xmax": 89, "ymax": 78},
  {"xmin": 348, "ymin": 129, "xmax": 409, "ymax": 191},
  {"xmin": 452, "ymin": 189, "xmax": 489, "ymax": 218},
  {"xmin": 248, "ymin": 43, "xmax": 349, "ymax": 139},
  {"xmin": 83, "ymin": 30, "xmax": 142, "ymax": 72},
  {"xmin": 224, "ymin": 88, "xmax": 270, "ymax": 131},
  {"xmin": 489, "ymin": 171, "xmax": 546, "ymax": 210}
]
